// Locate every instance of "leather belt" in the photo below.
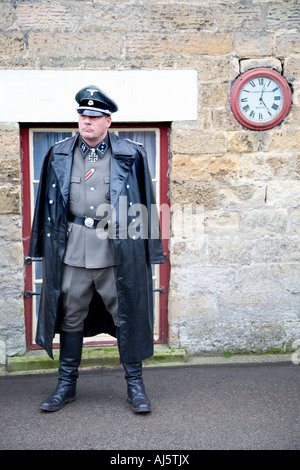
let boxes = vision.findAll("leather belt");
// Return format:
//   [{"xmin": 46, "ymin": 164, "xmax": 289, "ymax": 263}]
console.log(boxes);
[{"xmin": 68, "ymin": 213, "xmax": 106, "ymax": 229}]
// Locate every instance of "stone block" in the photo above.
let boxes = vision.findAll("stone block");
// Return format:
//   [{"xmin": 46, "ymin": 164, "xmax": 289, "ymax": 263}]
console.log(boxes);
[
  {"xmin": 169, "ymin": 265, "xmax": 237, "ymax": 296},
  {"xmin": 290, "ymin": 208, "xmax": 300, "ymax": 236},
  {"xmin": 204, "ymin": 210, "xmax": 240, "ymax": 237},
  {"xmin": 171, "ymin": 154, "xmax": 240, "ymax": 182},
  {"xmin": 0, "ymin": 214, "xmax": 22, "ymax": 242},
  {"xmin": 284, "ymin": 56, "xmax": 300, "ymax": 81},
  {"xmin": 0, "ymin": 298, "xmax": 26, "ymax": 357},
  {"xmin": 0, "ymin": 186, "xmax": 21, "ymax": 214},
  {"xmin": 236, "ymin": 263, "xmax": 300, "ymax": 295},
  {"xmin": 171, "ymin": 181, "xmax": 218, "ymax": 210},
  {"xmin": 274, "ymin": 32, "xmax": 300, "ymax": 56},
  {"xmin": 241, "ymin": 152, "xmax": 295, "ymax": 180},
  {"xmin": 0, "ymin": 340, "xmax": 6, "ymax": 370},
  {"xmin": 212, "ymin": 109, "xmax": 240, "ymax": 131},
  {"xmin": 171, "ymin": 130, "xmax": 227, "ymax": 154},
  {"xmin": 240, "ymin": 209, "xmax": 289, "ymax": 236},
  {"xmin": 170, "ymin": 238, "xmax": 206, "ymax": 266},
  {"xmin": 208, "ymin": 237, "xmax": 256, "ymax": 266},
  {"xmin": 15, "ymin": 1, "xmax": 80, "ymax": 32},
  {"xmin": 0, "ymin": 133, "xmax": 20, "ymax": 157},
  {"xmin": 239, "ymin": 57, "xmax": 282, "ymax": 73},
  {"xmin": 252, "ymin": 235, "xmax": 300, "ymax": 264},
  {"xmin": 0, "ymin": 33, "xmax": 25, "ymax": 62},
  {"xmin": 184, "ymin": 32, "xmax": 232, "ymax": 56},
  {"xmin": 150, "ymin": 4, "xmax": 214, "ymax": 31},
  {"xmin": 228, "ymin": 131, "xmax": 260, "ymax": 153},
  {"xmin": 28, "ymin": 31, "xmax": 123, "ymax": 59},
  {"xmin": 125, "ymin": 32, "xmax": 184, "ymax": 58},
  {"xmin": 216, "ymin": 3, "xmax": 266, "ymax": 32},
  {"xmin": 0, "ymin": 240, "xmax": 23, "ymax": 271},
  {"xmin": 199, "ymin": 83, "xmax": 228, "ymax": 107},
  {"xmin": 0, "ymin": 2, "xmax": 15, "ymax": 31},
  {"xmin": 82, "ymin": 1, "xmax": 149, "ymax": 31},
  {"xmin": 266, "ymin": 2, "xmax": 300, "ymax": 30},
  {"xmin": 0, "ymin": 158, "xmax": 20, "ymax": 184},
  {"xmin": 233, "ymin": 32, "xmax": 272, "ymax": 57},
  {"xmin": 265, "ymin": 181, "xmax": 300, "ymax": 209},
  {"xmin": 219, "ymin": 181, "xmax": 267, "ymax": 210},
  {"xmin": 198, "ymin": 57, "xmax": 239, "ymax": 82}
]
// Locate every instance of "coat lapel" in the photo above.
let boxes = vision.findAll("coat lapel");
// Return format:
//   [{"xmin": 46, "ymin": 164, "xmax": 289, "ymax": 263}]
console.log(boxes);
[
  {"xmin": 51, "ymin": 135, "xmax": 78, "ymax": 208},
  {"xmin": 109, "ymin": 132, "xmax": 136, "ymax": 207}
]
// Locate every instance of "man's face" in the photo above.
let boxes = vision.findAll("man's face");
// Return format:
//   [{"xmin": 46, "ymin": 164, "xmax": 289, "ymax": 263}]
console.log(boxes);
[{"xmin": 78, "ymin": 114, "xmax": 112, "ymax": 145}]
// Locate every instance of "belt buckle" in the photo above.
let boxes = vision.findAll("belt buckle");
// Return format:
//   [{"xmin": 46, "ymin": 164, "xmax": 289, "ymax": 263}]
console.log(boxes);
[{"xmin": 84, "ymin": 217, "xmax": 94, "ymax": 228}]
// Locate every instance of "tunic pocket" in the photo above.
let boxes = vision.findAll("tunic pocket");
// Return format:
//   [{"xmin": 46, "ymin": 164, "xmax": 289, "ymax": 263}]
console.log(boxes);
[{"xmin": 69, "ymin": 176, "xmax": 81, "ymax": 203}]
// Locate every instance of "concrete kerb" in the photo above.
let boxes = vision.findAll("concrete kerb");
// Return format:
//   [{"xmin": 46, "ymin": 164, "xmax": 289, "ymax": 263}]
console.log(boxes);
[{"xmin": 2, "ymin": 344, "xmax": 294, "ymax": 376}]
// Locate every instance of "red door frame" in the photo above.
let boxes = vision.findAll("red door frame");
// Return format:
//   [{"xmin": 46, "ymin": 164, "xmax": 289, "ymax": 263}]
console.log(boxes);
[{"xmin": 21, "ymin": 123, "xmax": 170, "ymax": 350}]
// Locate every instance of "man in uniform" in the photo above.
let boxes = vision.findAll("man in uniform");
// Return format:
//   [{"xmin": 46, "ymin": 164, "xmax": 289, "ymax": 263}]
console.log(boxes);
[{"xmin": 28, "ymin": 85, "xmax": 165, "ymax": 414}]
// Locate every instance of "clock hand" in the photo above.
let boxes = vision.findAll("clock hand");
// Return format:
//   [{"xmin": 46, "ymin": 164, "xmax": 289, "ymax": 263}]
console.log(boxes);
[
  {"xmin": 261, "ymin": 98, "xmax": 272, "ymax": 117},
  {"xmin": 260, "ymin": 83, "xmax": 266, "ymax": 100}
]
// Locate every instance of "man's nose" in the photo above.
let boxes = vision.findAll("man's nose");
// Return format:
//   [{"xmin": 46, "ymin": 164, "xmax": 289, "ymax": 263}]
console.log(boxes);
[{"xmin": 83, "ymin": 115, "xmax": 92, "ymax": 123}]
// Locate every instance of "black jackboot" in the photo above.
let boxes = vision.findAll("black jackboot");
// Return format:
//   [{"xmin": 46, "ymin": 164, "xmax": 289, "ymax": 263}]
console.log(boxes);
[
  {"xmin": 122, "ymin": 362, "xmax": 151, "ymax": 413},
  {"xmin": 40, "ymin": 330, "xmax": 83, "ymax": 412}
]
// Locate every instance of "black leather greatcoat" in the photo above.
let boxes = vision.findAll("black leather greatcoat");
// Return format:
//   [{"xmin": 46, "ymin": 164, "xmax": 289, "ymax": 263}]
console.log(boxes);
[{"xmin": 28, "ymin": 132, "xmax": 165, "ymax": 362}]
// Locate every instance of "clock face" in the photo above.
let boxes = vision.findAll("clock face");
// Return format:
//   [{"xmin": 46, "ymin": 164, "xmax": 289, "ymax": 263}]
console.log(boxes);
[
  {"xmin": 230, "ymin": 68, "xmax": 292, "ymax": 130},
  {"xmin": 239, "ymin": 76, "xmax": 283, "ymax": 123}
]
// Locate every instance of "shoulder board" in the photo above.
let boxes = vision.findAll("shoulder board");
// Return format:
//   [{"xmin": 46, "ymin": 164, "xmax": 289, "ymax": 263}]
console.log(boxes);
[
  {"xmin": 55, "ymin": 136, "xmax": 73, "ymax": 145},
  {"xmin": 125, "ymin": 138, "xmax": 144, "ymax": 147}
]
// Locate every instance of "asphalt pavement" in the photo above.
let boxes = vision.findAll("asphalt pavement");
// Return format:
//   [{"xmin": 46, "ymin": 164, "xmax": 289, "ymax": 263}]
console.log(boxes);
[{"xmin": 0, "ymin": 361, "xmax": 299, "ymax": 451}]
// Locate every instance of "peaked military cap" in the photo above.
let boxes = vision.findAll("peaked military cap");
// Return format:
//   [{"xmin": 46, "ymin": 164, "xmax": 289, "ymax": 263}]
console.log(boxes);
[{"xmin": 75, "ymin": 85, "xmax": 118, "ymax": 116}]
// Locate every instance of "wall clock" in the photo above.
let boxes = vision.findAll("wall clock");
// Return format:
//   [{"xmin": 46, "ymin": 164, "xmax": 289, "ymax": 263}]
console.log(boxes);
[{"xmin": 230, "ymin": 68, "xmax": 292, "ymax": 130}]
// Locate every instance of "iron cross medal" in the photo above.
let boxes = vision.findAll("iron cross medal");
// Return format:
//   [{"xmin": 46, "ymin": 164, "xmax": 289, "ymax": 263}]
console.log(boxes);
[{"xmin": 89, "ymin": 148, "xmax": 98, "ymax": 162}]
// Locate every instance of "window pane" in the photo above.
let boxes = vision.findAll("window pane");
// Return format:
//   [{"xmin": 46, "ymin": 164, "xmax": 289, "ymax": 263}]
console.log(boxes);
[
  {"xmin": 118, "ymin": 131, "xmax": 156, "ymax": 180},
  {"xmin": 33, "ymin": 132, "xmax": 72, "ymax": 181}
]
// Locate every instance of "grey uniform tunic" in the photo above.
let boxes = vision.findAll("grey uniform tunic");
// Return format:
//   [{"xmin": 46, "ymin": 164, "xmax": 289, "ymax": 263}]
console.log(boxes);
[
  {"xmin": 63, "ymin": 135, "xmax": 115, "ymax": 268},
  {"xmin": 61, "ymin": 135, "xmax": 119, "ymax": 330}
]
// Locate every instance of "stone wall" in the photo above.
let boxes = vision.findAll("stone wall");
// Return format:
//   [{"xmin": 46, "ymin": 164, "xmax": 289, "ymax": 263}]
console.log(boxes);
[
  {"xmin": 0, "ymin": 122, "xmax": 24, "ymax": 360},
  {"xmin": 0, "ymin": 0, "xmax": 299, "ymax": 359}
]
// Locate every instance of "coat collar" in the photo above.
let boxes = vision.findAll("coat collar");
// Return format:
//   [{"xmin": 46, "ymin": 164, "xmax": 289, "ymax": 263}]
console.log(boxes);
[
  {"xmin": 51, "ymin": 134, "xmax": 78, "ymax": 207},
  {"xmin": 50, "ymin": 132, "xmax": 137, "ymax": 208}
]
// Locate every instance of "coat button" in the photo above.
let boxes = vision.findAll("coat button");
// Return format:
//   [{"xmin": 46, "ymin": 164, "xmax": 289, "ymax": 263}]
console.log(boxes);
[
  {"xmin": 47, "ymin": 233, "xmax": 51, "ymax": 237},
  {"xmin": 49, "ymin": 199, "xmax": 53, "ymax": 204},
  {"xmin": 52, "ymin": 183, "xmax": 56, "ymax": 188}
]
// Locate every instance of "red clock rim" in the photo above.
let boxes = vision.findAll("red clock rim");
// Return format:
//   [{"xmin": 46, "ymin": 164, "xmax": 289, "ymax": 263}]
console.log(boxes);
[{"xmin": 230, "ymin": 68, "xmax": 292, "ymax": 130}]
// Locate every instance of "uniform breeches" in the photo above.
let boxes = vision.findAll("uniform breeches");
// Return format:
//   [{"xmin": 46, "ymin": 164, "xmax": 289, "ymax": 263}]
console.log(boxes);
[{"xmin": 60, "ymin": 263, "xmax": 119, "ymax": 331}]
